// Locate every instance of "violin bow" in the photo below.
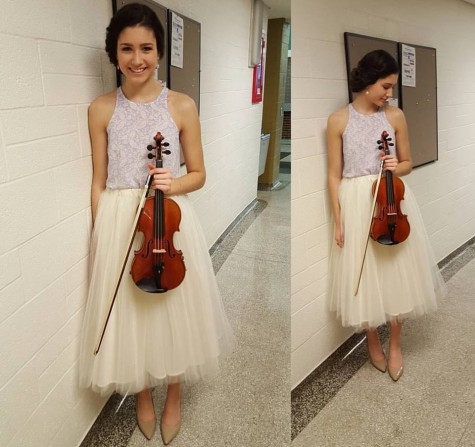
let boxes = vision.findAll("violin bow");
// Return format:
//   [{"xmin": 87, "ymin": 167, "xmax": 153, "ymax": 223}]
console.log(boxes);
[
  {"xmin": 93, "ymin": 174, "xmax": 152, "ymax": 356},
  {"xmin": 353, "ymin": 131, "xmax": 389, "ymax": 297}
]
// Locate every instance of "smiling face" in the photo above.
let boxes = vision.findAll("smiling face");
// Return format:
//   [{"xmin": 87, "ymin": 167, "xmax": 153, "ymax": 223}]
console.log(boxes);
[
  {"xmin": 117, "ymin": 25, "xmax": 159, "ymax": 83},
  {"xmin": 367, "ymin": 73, "xmax": 398, "ymax": 107}
]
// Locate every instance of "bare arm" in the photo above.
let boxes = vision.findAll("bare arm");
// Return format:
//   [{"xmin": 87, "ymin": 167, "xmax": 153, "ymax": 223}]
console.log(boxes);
[
  {"xmin": 88, "ymin": 97, "xmax": 112, "ymax": 223},
  {"xmin": 384, "ymin": 106, "xmax": 412, "ymax": 176},
  {"xmin": 327, "ymin": 111, "xmax": 345, "ymax": 224},
  {"xmin": 150, "ymin": 92, "xmax": 205, "ymax": 194}
]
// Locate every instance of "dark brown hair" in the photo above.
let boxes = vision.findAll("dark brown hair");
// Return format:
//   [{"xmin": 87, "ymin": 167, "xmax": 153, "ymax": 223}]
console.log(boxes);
[
  {"xmin": 349, "ymin": 50, "xmax": 399, "ymax": 92},
  {"xmin": 105, "ymin": 3, "xmax": 165, "ymax": 66}
]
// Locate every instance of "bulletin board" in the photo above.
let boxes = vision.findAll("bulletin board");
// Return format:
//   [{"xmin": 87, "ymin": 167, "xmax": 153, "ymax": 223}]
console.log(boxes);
[
  {"xmin": 398, "ymin": 43, "xmax": 438, "ymax": 168},
  {"xmin": 344, "ymin": 33, "xmax": 439, "ymax": 168},
  {"xmin": 167, "ymin": 10, "xmax": 201, "ymax": 112}
]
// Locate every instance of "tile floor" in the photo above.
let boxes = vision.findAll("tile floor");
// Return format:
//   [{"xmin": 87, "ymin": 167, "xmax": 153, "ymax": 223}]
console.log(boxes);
[
  {"xmin": 81, "ymin": 176, "xmax": 291, "ymax": 447},
  {"xmin": 292, "ymin": 246, "xmax": 475, "ymax": 447}
]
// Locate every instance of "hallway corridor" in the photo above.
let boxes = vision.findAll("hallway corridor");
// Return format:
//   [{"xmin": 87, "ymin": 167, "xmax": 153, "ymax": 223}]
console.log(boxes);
[
  {"xmin": 81, "ymin": 178, "xmax": 291, "ymax": 447},
  {"xmin": 292, "ymin": 244, "xmax": 475, "ymax": 447}
]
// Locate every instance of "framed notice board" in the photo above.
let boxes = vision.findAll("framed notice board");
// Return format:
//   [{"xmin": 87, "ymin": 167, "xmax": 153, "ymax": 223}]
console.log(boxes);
[
  {"xmin": 167, "ymin": 10, "xmax": 201, "ymax": 113},
  {"xmin": 398, "ymin": 43, "xmax": 438, "ymax": 168},
  {"xmin": 344, "ymin": 33, "xmax": 439, "ymax": 168}
]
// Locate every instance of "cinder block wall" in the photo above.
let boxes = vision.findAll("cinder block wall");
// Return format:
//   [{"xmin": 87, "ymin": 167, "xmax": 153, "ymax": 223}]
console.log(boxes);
[
  {"xmin": 0, "ymin": 0, "xmax": 264, "ymax": 445},
  {"xmin": 291, "ymin": 0, "xmax": 475, "ymax": 388}
]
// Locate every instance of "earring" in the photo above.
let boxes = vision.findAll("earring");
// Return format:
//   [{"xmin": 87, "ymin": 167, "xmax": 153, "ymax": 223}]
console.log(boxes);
[
  {"xmin": 365, "ymin": 90, "xmax": 369, "ymax": 95},
  {"xmin": 156, "ymin": 62, "xmax": 160, "ymax": 69}
]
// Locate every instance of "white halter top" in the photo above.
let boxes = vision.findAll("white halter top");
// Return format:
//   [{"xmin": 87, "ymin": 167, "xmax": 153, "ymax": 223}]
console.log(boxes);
[
  {"xmin": 342, "ymin": 104, "xmax": 396, "ymax": 178},
  {"xmin": 106, "ymin": 84, "xmax": 181, "ymax": 189}
]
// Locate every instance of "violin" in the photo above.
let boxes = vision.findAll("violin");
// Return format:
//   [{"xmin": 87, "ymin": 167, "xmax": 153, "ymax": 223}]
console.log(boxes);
[
  {"xmin": 131, "ymin": 132, "xmax": 186, "ymax": 292},
  {"xmin": 370, "ymin": 130, "xmax": 410, "ymax": 245}
]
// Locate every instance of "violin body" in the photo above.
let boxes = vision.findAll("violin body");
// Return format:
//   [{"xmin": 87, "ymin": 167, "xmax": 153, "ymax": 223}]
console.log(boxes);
[
  {"xmin": 371, "ymin": 175, "xmax": 410, "ymax": 245},
  {"xmin": 131, "ymin": 195, "xmax": 185, "ymax": 292},
  {"xmin": 130, "ymin": 132, "xmax": 186, "ymax": 293}
]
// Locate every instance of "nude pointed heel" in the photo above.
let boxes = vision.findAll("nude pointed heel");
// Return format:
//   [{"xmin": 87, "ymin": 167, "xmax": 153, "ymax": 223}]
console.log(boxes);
[
  {"xmin": 370, "ymin": 355, "xmax": 387, "ymax": 373},
  {"xmin": 160, "ymin": 392, "xmax": 181, "ymax": 445},
  {"xmin": 136, "ymin": 392, "xmax": 157, "ymax": 440},
  {"xmin": 160, "ymin": 418, "xmax": 181, "ymax": 445},
  {"xmin": 388, "ymin": 364, "xmax": 404, "ymax": 382}
]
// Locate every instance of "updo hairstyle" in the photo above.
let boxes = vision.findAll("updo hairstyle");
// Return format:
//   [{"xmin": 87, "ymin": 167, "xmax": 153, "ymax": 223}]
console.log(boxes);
[
  {"xmin": 105, "ymin": 3, "xmax": 165, "ymax": 66},
  {"xmin": 349, "ymin": 50, "xmax": 399, "ymax": 93}
]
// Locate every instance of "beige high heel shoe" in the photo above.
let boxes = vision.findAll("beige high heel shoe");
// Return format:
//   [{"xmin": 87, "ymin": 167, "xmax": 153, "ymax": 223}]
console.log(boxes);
[
  {"xmin": 388, "ymin": 346, "xmax": 404, "ymax": 382},
  {"xmin": 367, "ymin": 337, "xmax": 387, "ymax": 373},
  {"xmin": 136, "ymin": 393, "xmax": 157, "ymax": 440},
  {"xmin": 388, "ymin": 364, "xmax": 404, "ymax": 382},
  {"xmin": 160, "ymin": 418, "xmax": 181, "ymax": 445},
  {"xmin": 369, "ymin": 353, "xmax": 387, "ymax": 373},
  {"xmin": 160, "ymin": 394, "xmax": 181, "ymax": 445}
]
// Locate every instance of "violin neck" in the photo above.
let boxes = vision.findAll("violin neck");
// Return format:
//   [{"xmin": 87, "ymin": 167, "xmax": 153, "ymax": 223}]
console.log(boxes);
[{"xmin": 154, "ymin": 159, "xmax": 164, "ymax": 239}]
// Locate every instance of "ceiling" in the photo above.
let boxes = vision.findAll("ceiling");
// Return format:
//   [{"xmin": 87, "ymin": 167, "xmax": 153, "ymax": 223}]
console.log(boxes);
[{"xmin": 264, "ymin": 0, "xmax": 291, "ymax": 20}]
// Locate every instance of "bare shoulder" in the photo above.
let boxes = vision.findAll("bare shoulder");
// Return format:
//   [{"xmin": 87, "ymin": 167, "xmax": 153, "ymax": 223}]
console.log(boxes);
[
  {"xmin": 327, "ymin": 106, "xmax": 349, "ymax": 134},
  {"xmin": 167, "ymin": 90, "xmax": 198, "ymax": 130},
  {"xmin": 88, "ymin": 91, "xmax": 117, "ymax": 126},
  {"xmin": 167, "ymin": 90, "xmax": 197, "ymax": 114},
  {"xmin": 384, "ymin": 105, "xmax": 407, "ymax": 128}
]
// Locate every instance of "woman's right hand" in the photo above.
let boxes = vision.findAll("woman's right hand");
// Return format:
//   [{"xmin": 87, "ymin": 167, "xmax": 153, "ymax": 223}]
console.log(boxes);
[{"xmin": 335, "ymin": 223, "xmax": 344, "ymax": 248}]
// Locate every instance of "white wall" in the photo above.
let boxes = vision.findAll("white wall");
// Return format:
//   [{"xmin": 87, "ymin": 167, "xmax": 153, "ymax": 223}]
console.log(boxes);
[
  {"xmin": 0, "ymin": 0, "xmax": 263, "ymax": 445},
  {"xmin": 291, "ymin": 0, "xmax": 475, "ymax": 388}
]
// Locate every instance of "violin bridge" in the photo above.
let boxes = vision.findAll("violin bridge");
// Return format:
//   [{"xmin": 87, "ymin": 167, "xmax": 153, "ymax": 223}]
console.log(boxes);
[{"xmin": 152, "ymin": 249, "xmax": 166, "ymax": 253}]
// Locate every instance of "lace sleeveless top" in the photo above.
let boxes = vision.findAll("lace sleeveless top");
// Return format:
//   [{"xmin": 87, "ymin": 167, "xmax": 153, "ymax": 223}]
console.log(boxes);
[
  {"xmin": 106, "ymin": 84, "xmax": 181, "ymax": 189},
  {"xmin": 342, "ymin": 104, "xmax": 396, "ymax": 178}
]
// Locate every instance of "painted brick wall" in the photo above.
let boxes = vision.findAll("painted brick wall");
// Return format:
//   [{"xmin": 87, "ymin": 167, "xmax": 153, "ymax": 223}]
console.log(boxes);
[
  {"xmin": 291, "ymin": 0, "xmax": 475, "ymax": 388},
  {"xmin": 0, "ymin": 0, "xmax": 264, "ymax": 445}
]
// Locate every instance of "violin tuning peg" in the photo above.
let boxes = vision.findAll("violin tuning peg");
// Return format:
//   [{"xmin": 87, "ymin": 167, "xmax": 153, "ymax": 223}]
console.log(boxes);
[
  {"xmin": 377, "ymin": 140, "xmax": 382, "ymax": 144},
  {"xmin": 147, "ymin": 153, "xmax": 155, "ymax": 159},
  {"xmin": 389, "ymin": 143, "xmax": 394, "ymax": 146},
  {"xmin": 378, "ymin": 145, "xmax": 383, "ymax": 150},
  {"xmin": 163, "ymin": 150, "xmax": 171, "ymax": 155},
  {"xmin": 163, "ymin": 142, "xmax": 170, "ymax": 147},
  {"xmin": 387, "ymin": 137, "xmax": 392, "ymax": 141},
  {"xmin": 147, "ymin": 145, "xmax": 154, "ymax": 151}
]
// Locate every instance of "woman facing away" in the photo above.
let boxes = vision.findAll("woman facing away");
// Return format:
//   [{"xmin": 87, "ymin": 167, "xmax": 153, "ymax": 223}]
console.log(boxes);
[
  {"xmin": 326, "ymin": 50, "xmax": 445, "ymax": 381},
  {"xmin": 78, "ymin": 4, "xmax": 233, "ymax": 444}
]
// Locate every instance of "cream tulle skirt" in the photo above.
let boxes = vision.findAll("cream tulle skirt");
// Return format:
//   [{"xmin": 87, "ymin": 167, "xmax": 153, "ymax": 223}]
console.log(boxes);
[
  {"xmin": 79, "ymin": 189, "xmax": 234, "ymax": 396},
  {"xmin": 328, "ymin": 176, "xmax": 446, "ymax": 330}
]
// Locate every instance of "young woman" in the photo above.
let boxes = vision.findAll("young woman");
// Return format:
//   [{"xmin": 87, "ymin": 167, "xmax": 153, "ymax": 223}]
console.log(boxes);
[
  {"xmin": 79, "ymin": 4, "xmax": 233, "ymax": 444},
  {"xmin": 326, "ymin": 50, "xmax": 445, "ymax": 382}
]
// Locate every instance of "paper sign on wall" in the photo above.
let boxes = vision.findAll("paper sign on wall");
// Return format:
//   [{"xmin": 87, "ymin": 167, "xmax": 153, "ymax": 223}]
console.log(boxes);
[
  {"xmin": 401, "ymin": 44, "xmax": 416, "ymax": 87},
  {"xmin": 171, "ymin": 12, "xmax": 184, "ymax": 69}
]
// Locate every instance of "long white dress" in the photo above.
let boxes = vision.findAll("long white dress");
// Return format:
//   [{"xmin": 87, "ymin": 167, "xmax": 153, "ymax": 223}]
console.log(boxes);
[{"xmin": 79, "ymin": 85, "xmax": 234, "ymax": 395}]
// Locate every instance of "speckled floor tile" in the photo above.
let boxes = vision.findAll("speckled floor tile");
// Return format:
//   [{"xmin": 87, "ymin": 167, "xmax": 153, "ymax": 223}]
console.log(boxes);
[
  {"xmin": 458, "ymin": 412, "xmax": 475, "ymax": 446},
  {"xmin": 80, "ymin": 182, "xmax": 290, "ymax": 447},
  {"xmin": 292, "ymin": 250, "xmax": 475, "ymax": 447}
]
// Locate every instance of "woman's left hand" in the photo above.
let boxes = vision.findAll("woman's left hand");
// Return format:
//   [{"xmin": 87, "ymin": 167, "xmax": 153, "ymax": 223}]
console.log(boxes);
[
  {"xmin": 380, "ymin": 152, "xmax": 398, "ymax": 172},
  {"xmin": 148, "ymin": 163, "xmax": 173, "ymax": 193}
]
